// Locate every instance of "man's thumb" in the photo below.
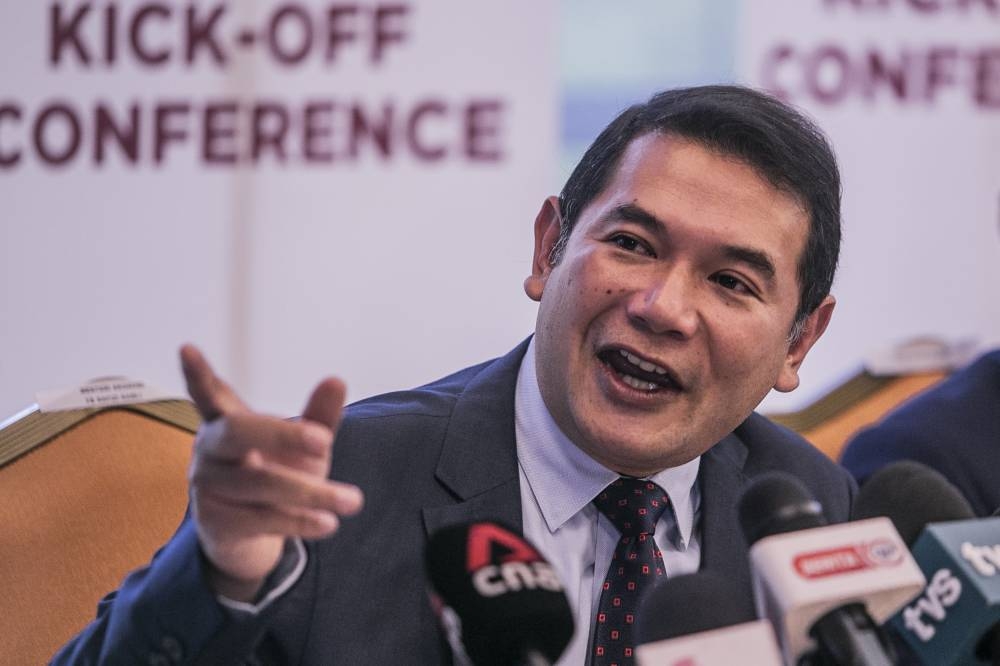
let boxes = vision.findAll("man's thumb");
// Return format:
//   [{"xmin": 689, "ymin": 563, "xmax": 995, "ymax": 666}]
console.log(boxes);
[{"xmin": 301, "ymin": 377, "xmax": 346, "ymax": 430}]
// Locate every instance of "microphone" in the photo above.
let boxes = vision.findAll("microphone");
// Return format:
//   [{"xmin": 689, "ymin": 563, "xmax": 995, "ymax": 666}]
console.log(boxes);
[
  {"xmin": 854, "ymin": 461, "xmax": 1000, "ymax": 665},
  {"xmin": 853, "ymin": 460, "xmax": 976, "ymax": 545},
  {"xmin": 424, "ymin": 521, "xmax": 574, "ymax": 666},
  {"xmin": 738, "ymin": 472, "xmax": 925, "ymax": 665},
  {"xmin": 635, "ymin": 570, "xmax": 783, "ymax": 665}
]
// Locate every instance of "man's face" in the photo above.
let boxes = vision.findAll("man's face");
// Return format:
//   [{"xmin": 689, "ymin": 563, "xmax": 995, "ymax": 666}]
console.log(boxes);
[{"xmin": 524, "ymin": 134, "xmax": 834, "ymax": 476}]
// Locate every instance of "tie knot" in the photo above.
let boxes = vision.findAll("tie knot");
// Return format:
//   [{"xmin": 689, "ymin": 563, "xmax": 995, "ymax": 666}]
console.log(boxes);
[{"xmin": 593, "ymin": 477, "xmax": 670, "ymax": 536}]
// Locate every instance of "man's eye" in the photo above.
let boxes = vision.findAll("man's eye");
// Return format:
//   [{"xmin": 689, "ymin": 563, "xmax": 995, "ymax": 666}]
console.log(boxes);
[
  {"xmin": 713, "ymin": 273, "xmax": 752, "ymax": 294},
  {"xmin": 610, "ymin": 234, "xmax": 652, "ymax": 256}
]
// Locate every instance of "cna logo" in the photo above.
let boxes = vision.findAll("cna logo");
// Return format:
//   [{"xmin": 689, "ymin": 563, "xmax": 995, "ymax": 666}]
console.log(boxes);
[
  {"xmin": 465, "ymin": 523, "xmax": 563, "ymax": 597},
  {"xmin": 793, "ymin": 539, "xmax": 904, "ymax": 579},
  {"xmin": 465, "ymin": 523, "xmax": 543, "ymax": 571}
]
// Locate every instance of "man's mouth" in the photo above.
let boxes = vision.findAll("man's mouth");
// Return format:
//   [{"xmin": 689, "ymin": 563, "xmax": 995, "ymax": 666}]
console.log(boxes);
[{"xmin": 597, "ymin": 348, "xmax": 684, "ymax": 393}]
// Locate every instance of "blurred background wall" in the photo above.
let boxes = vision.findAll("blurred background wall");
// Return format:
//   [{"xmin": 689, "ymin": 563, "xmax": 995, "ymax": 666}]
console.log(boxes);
[{"xmin": 2, "ymin": 0, "xmax": 998, "ymax": 418}]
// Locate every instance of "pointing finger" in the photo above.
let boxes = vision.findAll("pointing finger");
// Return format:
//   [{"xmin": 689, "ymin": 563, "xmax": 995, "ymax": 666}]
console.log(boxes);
[{"xmin": 180, "ymin": 343, "xmax": 247, "ymax": 421}]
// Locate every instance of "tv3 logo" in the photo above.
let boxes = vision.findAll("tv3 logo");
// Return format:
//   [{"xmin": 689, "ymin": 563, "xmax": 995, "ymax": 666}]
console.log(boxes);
[
  {"xmin": 902, "ymin": 569, "xmax": 962, "ymax": 642},
  {"xmin": 900, "ymin": 542, "xmax": 1000, "ymax": 642},
  {"xmin": 961, "ymin": 542, "xmax": 1000, "ymax": 576}
]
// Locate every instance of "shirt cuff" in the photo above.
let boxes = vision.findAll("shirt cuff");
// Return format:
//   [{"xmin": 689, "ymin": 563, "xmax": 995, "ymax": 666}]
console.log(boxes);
[{"xmin": 215, "ymin": 538, "xmax": 307, "ymax": 615}]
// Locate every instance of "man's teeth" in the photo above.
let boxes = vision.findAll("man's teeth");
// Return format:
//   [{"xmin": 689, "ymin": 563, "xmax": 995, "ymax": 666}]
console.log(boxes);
[
  {"xmin": 619, "ymin": 349, "xmax": 668, "ymax": 375},
  {"xmin": 621, "ymin": 374, "xmax": 659, "ymax": 391}
]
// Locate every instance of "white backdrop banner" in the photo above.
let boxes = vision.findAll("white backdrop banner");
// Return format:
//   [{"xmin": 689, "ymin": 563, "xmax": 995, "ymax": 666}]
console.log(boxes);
[
  {"xmin": 0, "ymin": 1, "xmax": 557, "ymax": 417},
  {"xmin": 739, "ymin": 0, "xmax": 1000, "ymax": 412}
]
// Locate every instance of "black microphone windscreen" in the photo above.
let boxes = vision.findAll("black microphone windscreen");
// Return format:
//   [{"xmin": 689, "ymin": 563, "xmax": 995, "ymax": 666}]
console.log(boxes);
[
  {"xmin": 636, "ymin": 571, "xmax": 756, "ymax": 645},
  {"xmin": 425, "ymin": 521, "xmax": 574, "ymax": 666},
  {"xmin": 852, "ymin": 460, "xmax": 975, "ymax": 547},
  {"xmin": 738, "ymin": 472, "xmax": 826, "ymax": 547}
]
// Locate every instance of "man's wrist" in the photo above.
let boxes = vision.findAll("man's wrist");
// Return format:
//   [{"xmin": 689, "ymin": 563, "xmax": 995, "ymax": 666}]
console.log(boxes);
[
  {"xmin": 212, "ymin": 539, "xmax": 307, "ymax": 615},
  {"xmin": 206, "ymin": 567, "xmax": 267, "ymax": 603}
]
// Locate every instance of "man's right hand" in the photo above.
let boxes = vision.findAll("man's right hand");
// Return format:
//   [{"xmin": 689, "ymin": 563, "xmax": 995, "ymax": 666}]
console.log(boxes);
[{"xmin": 180, "ymin": 344, "xmax": 364, "ymax": 602}]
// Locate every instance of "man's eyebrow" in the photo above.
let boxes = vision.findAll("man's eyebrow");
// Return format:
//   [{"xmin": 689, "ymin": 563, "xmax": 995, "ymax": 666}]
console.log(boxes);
[
  {"xmin": 723, "ymin": 245, "xmax": 776, "ymax": 283},
  {"xmin": 604, "ymin": 203, "xmax": 664, "ymax": 233}
]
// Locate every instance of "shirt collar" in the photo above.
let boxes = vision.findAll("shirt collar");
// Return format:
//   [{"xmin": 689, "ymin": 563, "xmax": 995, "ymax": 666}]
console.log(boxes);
[{"xmin": 514, "ymin": 338, "xmax": 700, "ymax": 546}]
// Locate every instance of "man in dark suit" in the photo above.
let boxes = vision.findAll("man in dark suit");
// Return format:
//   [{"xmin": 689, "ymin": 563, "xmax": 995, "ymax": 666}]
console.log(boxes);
[
  {"xmin": 55, "ymin": 86, "xmax": 852, "ymax": 665},
  {"xmin": 841, "ymin": 349, "xmax": 1000, "ymax": 517}
]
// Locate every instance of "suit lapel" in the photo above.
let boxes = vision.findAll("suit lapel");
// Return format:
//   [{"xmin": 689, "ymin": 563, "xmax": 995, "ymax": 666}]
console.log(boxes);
[
  {"xmin": 698, "ymin": 432, "xmax": 755, "ymax": 614},
  {"xmin": 422, "ymin": 340, "xmax": 531, "ymax": 538}
]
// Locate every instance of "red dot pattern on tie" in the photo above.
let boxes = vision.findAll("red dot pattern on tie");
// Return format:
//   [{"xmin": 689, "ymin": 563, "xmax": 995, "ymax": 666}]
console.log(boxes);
[{"xmin": 592, "ymin": 477, "xmax": 670, "ymax": 666}]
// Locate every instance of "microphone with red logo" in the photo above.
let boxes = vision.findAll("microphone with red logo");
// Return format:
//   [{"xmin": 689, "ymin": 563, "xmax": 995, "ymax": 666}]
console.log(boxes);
[
  {"xmin": 853, "ymin": 461, "xmax": 1000, "ymax": 665},
  {"xmin": 634, "ymin": 570, "xmax": 783, "ymax": 665},
  {"xmin": 424, "ymin": 521, "xmax": 574, "ymax": 666},
  {"xmin": 738, "ymin": 472, "xmax": 926, "ymax": 665}
]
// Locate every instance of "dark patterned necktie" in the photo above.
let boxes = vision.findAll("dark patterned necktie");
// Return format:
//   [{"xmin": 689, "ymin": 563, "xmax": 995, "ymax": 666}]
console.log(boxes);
[{"xmin": 592, "ymin": 477, "xmax": 670, "ymax": 666}]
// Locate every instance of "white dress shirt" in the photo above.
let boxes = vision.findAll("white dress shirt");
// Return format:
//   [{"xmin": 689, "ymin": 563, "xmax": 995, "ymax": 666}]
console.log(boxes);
[{"xmin": 515, "ymin": 338, "xmax": 702, "ymax": 665}]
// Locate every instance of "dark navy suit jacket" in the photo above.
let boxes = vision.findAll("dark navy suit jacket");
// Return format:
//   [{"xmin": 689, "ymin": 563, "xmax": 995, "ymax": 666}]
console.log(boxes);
[
  {"xmin": 841, "ymin": 349, "xmax": 1000, "ymax": 517},
  {"xmin": 54, "ymin": 340, "xmax": 855, "ymax": 664}
]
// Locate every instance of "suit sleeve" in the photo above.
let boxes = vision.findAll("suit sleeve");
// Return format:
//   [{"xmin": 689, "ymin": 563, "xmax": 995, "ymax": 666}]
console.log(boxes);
[{"xmin": 50, "ymin": 519, "xmax": 271, "ymax": 665}]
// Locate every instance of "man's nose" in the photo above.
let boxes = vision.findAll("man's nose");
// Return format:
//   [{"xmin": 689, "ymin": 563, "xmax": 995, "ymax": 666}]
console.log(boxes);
[{"xmin": 624, "ymin": 269, "xmax": 699, "ymax": 339}]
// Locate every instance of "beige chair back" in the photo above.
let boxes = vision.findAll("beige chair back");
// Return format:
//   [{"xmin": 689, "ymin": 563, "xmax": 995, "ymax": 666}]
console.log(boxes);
[{"xmin": 0, "ymin": 403, "xmax": 198, "ymax": 664}]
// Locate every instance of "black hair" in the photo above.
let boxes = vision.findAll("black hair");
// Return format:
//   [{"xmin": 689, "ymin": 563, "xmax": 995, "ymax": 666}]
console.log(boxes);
[{"xmin": 556, "ymin": 85, "xmax": 841, "ymax": 331}]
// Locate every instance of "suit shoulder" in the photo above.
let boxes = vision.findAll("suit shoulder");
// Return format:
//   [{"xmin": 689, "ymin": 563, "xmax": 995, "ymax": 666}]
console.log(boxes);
[
  {"xmin": 840, "ymin": 349, "xmax": 1000, "ymax": 495},
  {"xmin": 330, "ymin": 354, "xmax": 509, "ymax": 480},
  {"xmin": 342, "ymin": 357, "xmax": 496, "ymax": 422},
  {"xmin": 737, "ymin": 412, "xmax": 834, "ymax": 470},
  {"xmin": 843, "ymin": 350, "xmax": 1000, "ymax": 457},
  {"xmin": 736, "ymin": 412, "xmax": 856, "ymax": 520}
]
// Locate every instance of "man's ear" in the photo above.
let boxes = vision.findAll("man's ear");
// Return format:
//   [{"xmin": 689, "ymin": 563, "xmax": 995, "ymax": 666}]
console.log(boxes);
[
  {"xmin": 773, "ymin": 295, "xmax": 836, "ymax": 393},
  {"xmin": 523, "ymin": 195, "xmax": 564, "ymax": 302}
]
